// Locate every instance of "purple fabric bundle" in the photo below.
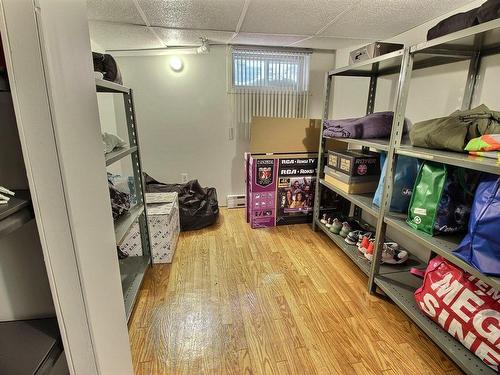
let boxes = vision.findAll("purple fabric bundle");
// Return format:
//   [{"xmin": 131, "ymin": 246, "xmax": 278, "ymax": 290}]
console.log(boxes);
[{"xmin": 323, "ymin": 111, "xmax": 406, "ymax": 140}]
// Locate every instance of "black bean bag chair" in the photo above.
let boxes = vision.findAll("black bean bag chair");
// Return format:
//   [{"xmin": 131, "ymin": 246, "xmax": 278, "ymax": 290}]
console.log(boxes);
[{"xmin": 144, "ymin": 173, "xmax": 219, "ymax": 231}]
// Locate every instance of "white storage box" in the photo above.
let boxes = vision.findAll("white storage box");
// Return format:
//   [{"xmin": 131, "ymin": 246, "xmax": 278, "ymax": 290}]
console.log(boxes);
[{"xmin": 121, "ymin": 193, "xmax": 180, "ymax": 263}]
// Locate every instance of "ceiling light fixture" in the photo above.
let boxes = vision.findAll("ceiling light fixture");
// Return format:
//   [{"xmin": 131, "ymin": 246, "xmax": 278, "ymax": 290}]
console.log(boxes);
[
  {"xmin": 196, "ymin": 37, "xmax": 210, "ymax": 54},
  {"xmin": 169, "ymin": 56, "xmax": 184, "ymax": 72}
]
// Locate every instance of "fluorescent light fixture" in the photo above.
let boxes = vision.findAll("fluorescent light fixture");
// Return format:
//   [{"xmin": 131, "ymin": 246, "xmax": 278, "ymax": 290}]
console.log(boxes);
[{"xmin": 169, "ymin": 56, "xmax": 183, "ymax": 72}]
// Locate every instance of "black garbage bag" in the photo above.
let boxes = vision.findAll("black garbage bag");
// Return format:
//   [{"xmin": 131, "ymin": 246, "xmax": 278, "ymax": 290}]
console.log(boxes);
[{"xmin": 144, "ymin": 173, "xmax": 219, "ymax": 231}]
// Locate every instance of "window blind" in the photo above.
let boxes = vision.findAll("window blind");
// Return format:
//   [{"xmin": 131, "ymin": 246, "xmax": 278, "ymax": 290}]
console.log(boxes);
[{"xmin": 229, "ymin": 46, "xmax": 311, "ymax": 138}]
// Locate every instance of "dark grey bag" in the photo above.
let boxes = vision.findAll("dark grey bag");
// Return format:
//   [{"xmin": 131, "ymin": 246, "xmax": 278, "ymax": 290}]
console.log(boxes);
[
  {"xmin": 427, "ymin": 9, "xmax": 479, "ymax": 40},
  {"xmin": 92, "ymin": 52, "xmax": 123, "ymax": 84},
  {"xmin": 477, "ymin": 0, "xmax": 500, "ymax": 23}
]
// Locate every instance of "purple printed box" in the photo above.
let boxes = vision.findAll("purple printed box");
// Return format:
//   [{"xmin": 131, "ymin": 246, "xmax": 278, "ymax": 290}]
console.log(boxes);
[
  {"xmin": 247, "ymin": 154, "xmax": 318, "ymax": 229},
  {"xmin": 248, "ymin": 157, "xmax": 278, "ymax": 228}
]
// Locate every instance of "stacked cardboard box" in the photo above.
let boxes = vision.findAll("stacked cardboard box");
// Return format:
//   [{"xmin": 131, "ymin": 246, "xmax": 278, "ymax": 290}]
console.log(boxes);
[
  {"xmin": 244, "ymin": 117, "xmax": 348, "ymax": 229},
  {"xmin": 120, "ymin": 192, "xmax": 180, "ymax": 263},
  {"xmin": 324, "ymin": 150, "xmax": 380, "ymax": 194},
  {"xmin": 244, "ymin": 117, "xmax": 322, "ymax": 229}
]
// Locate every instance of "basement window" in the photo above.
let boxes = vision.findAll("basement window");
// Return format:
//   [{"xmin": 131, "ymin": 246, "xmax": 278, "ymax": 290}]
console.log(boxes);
[{"xmin": 231, "ymin": 47, "xmax": 310, "ymax": 91}]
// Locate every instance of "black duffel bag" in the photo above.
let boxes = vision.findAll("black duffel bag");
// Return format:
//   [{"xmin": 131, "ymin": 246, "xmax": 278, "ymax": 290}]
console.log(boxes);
[
  {"xmin": 427, "ymin": 8, "xmax": 479, "ymax": 40},
  {"xmin": 144, "ymin": 174, "xmax": 219, "ymax": 231},
  {"xmin": 92, "ymin": 52, "xmax": 123, "ymax": 84},
  {"xmin": 477, "ymin": 0, "xmax": 500, "ymax": 23}
]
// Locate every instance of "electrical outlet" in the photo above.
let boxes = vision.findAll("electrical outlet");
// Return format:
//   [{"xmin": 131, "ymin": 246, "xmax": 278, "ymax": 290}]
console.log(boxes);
[{"xmin": 181, "ymin": 173, "xmax": 188, "ymax": 183}]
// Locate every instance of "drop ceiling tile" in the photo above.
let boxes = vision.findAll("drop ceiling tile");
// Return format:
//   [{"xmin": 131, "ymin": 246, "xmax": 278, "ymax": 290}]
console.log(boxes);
[
  {"xmin": 292, "ymin": 36, "xmax": 374, "ymax": 50},
  {"xmin": 87, "ymin": 0, "xmax": 143, "ymax": 24},
  {"xmin": 230, "ymin": 33, "xmax": 307, "ymax": 47},
  {"xmin": 152, "ymin": 28, "xmax": 234, "ymax": 46},
  {"xmin": 89, "ymin": 21, "xmax": 163, "ymax": 51},
  {"xmin": 319, "ymin": 0, "xmax": 478, "ymax": 39},
  {"xmin": 137, "ymin": 0, "xmax": 246, "ymax": 31},
  {"xmin": 241, "ymin": 0, "xmax": 353, "ymax": 35}
]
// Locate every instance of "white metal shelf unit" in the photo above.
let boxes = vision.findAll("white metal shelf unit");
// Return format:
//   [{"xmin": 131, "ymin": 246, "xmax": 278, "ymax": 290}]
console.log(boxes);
[
  {"xmin": 314, "ymin": 19, "xmax": 500, "ymax": 375},
  {"xmin": 369, "ymin": 19, "xmax": 500, "ymax": 291},
  {"xmin": 96, "ymin": 78, "xmax": 152, "ymax": 322},
  {"xmin": 367, "ymin": 20, "xmax": 500, "ymax": 375}
]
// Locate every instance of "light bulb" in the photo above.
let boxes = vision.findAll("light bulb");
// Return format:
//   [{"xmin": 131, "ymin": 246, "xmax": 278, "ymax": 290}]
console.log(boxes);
[{"xmin": 169, "ymin": 56, "xmax": 183, "ymax": 72}]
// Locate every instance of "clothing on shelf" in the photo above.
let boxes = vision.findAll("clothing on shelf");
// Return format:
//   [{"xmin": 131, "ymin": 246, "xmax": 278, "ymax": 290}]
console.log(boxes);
[
  {"xmin": 0, "ymin": 186, "xmax": 14, "ymax": 205},
  {"xmin": 108, "ymin": 174, "xmax": 131, "ymax": 220},
  {"xmin": 92, "ymin": 52, "xmax": 123, "ymax": 84},
  {"xmin": 322, "ymin": 111, "xmax": 409, "ymax": 140},
  {"xmin": 427, "ymin": 0, "xmax": 500, "ymax": 40},
  {"xmin": 410, "ymin": 105, "xmax": 500, "ymax": 152},
  {"xmin": 102, "ymin": 132, "xmax": 127, "ymax": 154},
  {"xmin": 469, "ymin": 151, "xmax": 500, "ymax": 160}
]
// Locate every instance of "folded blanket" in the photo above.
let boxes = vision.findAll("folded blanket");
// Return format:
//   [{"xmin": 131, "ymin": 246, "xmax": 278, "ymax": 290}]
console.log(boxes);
[{"xmin": 323, "ymin": 111, "xmax": 408, "ymax": 140}]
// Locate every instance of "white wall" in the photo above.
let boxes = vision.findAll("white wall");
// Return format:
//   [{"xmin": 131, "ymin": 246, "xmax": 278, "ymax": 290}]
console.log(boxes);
[{"xmin": 113, "ymin": 46, "xmax": 334, "ymax": 205}]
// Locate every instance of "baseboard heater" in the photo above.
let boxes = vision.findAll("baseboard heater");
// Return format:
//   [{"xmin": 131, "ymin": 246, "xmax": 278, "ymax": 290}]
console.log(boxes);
[{"xmin": 227, "ymin": 194, "xmax": 246, "ymax": 209}]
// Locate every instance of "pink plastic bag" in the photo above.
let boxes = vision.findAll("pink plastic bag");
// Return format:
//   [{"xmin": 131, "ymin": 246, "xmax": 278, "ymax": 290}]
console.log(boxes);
[{"xmin": 415, "ymin": 256, "xmax": 500, "ymax": 371}]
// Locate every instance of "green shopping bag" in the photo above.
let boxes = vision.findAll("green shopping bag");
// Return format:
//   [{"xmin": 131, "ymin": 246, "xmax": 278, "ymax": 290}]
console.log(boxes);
[{"xmin": 407, "ymin": 162, "xmax": 447, "ymax": 235}]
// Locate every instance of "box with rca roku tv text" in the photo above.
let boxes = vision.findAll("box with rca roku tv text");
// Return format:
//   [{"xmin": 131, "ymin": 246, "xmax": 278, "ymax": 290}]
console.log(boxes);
[{"xmin": 247, "ymin": 154, "xmax": 317, "ymax": 228}]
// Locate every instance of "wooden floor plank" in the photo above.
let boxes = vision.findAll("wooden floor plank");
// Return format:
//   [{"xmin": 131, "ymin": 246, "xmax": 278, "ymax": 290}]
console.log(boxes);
[{"xmin": 129, "ymin": 208, "xmax": 463, "ymax": 374}]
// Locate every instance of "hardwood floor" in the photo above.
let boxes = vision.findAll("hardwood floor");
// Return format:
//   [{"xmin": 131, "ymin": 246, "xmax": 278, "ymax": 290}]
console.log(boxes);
[{"xmin": 129, "ymin": 208, "xmax": 463, "ymax": 375}]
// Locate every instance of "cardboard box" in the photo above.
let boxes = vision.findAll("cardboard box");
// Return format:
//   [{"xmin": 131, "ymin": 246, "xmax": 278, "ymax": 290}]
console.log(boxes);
[
  {"xmin": 276, "ymin": 156, "xmax": 317, "ymax": 226},
  {"xmin": 325, "ymin": 174, "xmax": 378, "ymax": 194},
  {"xmin": 248, "ymin": 154, "xmax": 317, "ymax": 228},
  {"xmin": 324, "ymin": 166, "xmax": 379, "ymax": 184},
  {"xmin": 327, "ymin": 150, "xmax": 380, "ymax": 177},
  {"xmin": 250, "ymin": 117, "xmax": 321, "ymax": 154},
  {"xmin": 148, "ymin": 199, "xmax": 180, "ymax": 264},
  {"xmin": 349, "ymin": 42, "xmax": 403, "ymax": 64},
  {"xmin": 245, "ymin": 117, "xmax": 346, "ymax": 228},
  {"xmin": 120, "ymin": 194, "xmax": 180, "ymax": 263}
]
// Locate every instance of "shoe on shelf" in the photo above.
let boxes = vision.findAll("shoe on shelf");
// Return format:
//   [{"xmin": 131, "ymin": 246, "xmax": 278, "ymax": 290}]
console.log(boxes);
[
  {"xmin": 358, "ymin": 234, "xmax": 374, "ymax": 254},
  {"xmin": 364, "ymin": 242, "xmax": 408, "ymax": 264},
  {"xmin": 329, "ymin": 218, "xmax": 343, "ymax": 234},
  {"xmin": 345, "ymin": 230, "xmax": 364, "ymax": 245},
  {"xmin": 320, "ymin": 214, "xmax": 328, "ymax": 224},
  {"xmin": 325, "ymin": 218, "xmax": 333, "ymax": 228},
  {"xmin": 339, "ymin": 222, "xmax": 351, "ymax": 238}
]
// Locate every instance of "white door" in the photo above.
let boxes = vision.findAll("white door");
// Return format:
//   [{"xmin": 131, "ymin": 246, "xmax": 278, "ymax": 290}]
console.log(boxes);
[{"xmin": 0, "ymin": 1, "xmax": 134, "ymax": 374}]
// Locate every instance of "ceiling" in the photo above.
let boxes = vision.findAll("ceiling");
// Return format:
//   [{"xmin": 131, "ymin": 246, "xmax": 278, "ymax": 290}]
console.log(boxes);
[{"xmin": 87, "ymin": 0, "xmax": 478, "ymax": 51}]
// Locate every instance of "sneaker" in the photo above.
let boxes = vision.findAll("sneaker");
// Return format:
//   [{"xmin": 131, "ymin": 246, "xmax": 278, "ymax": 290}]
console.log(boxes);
[
  {"xmin": 358, "ymin": 235, "xmax": 373, "ymax": 254},
  {"xmin": 345, "ymin": 230, "xmax": 363, "ymax": 245},
  {"xmin": 320, "ymin": 214, "xmax": 328, "ymax": 224},
  {"xmin": 364, "ymin": 242, "xmax": 408, "ymax": 264},
  {"xmin": 356, "ymin": 231, "xmax": 372, "ymax": 247},
  {"xmin": 325, "ymin": 218, "xmax": 333, "ymax": 228},
  {"xmin": 329, "ymin": 218, "xmax": 342, "ymax": 234},
  {"xmin": 339, "ymin": 222, "xmax": 351, "ymax": 238},
  {"xmin": 366, "ymin": 241, "xmax": 375, "ymax": 255}
]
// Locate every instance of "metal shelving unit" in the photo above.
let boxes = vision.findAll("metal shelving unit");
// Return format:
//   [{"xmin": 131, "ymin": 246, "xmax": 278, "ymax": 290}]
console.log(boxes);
[
  {"xmin": 375, "ymin": 272, "xmax": 495, "ymax": 375},
  {"xmin": 114, "ymin": 204, "xmax": 145, "ymax": 245},
  {"xmin": 315, "ymin": 219, "xmax": 423, "ymax": 277},
  {"xmin": 0, "ymin": 318, "xmax": 64, "ymax": 375},
  {"xmin": 105, "ymin": 146, "xmax": 138, "ymax": 167},
  {"xmin": 96, "ymin": 78, "xmax": 152, "ymax": 322},
  {"xmin": 313, "ymin": 19, "xmax": 500, "ymax": 375},
  {"xmin": 319, "ymin": 179, "xmax": 380, "ymax": 217},
  {"xmin": 0, "ymin": 190, "xmax": 33, "ymax": 238}
]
